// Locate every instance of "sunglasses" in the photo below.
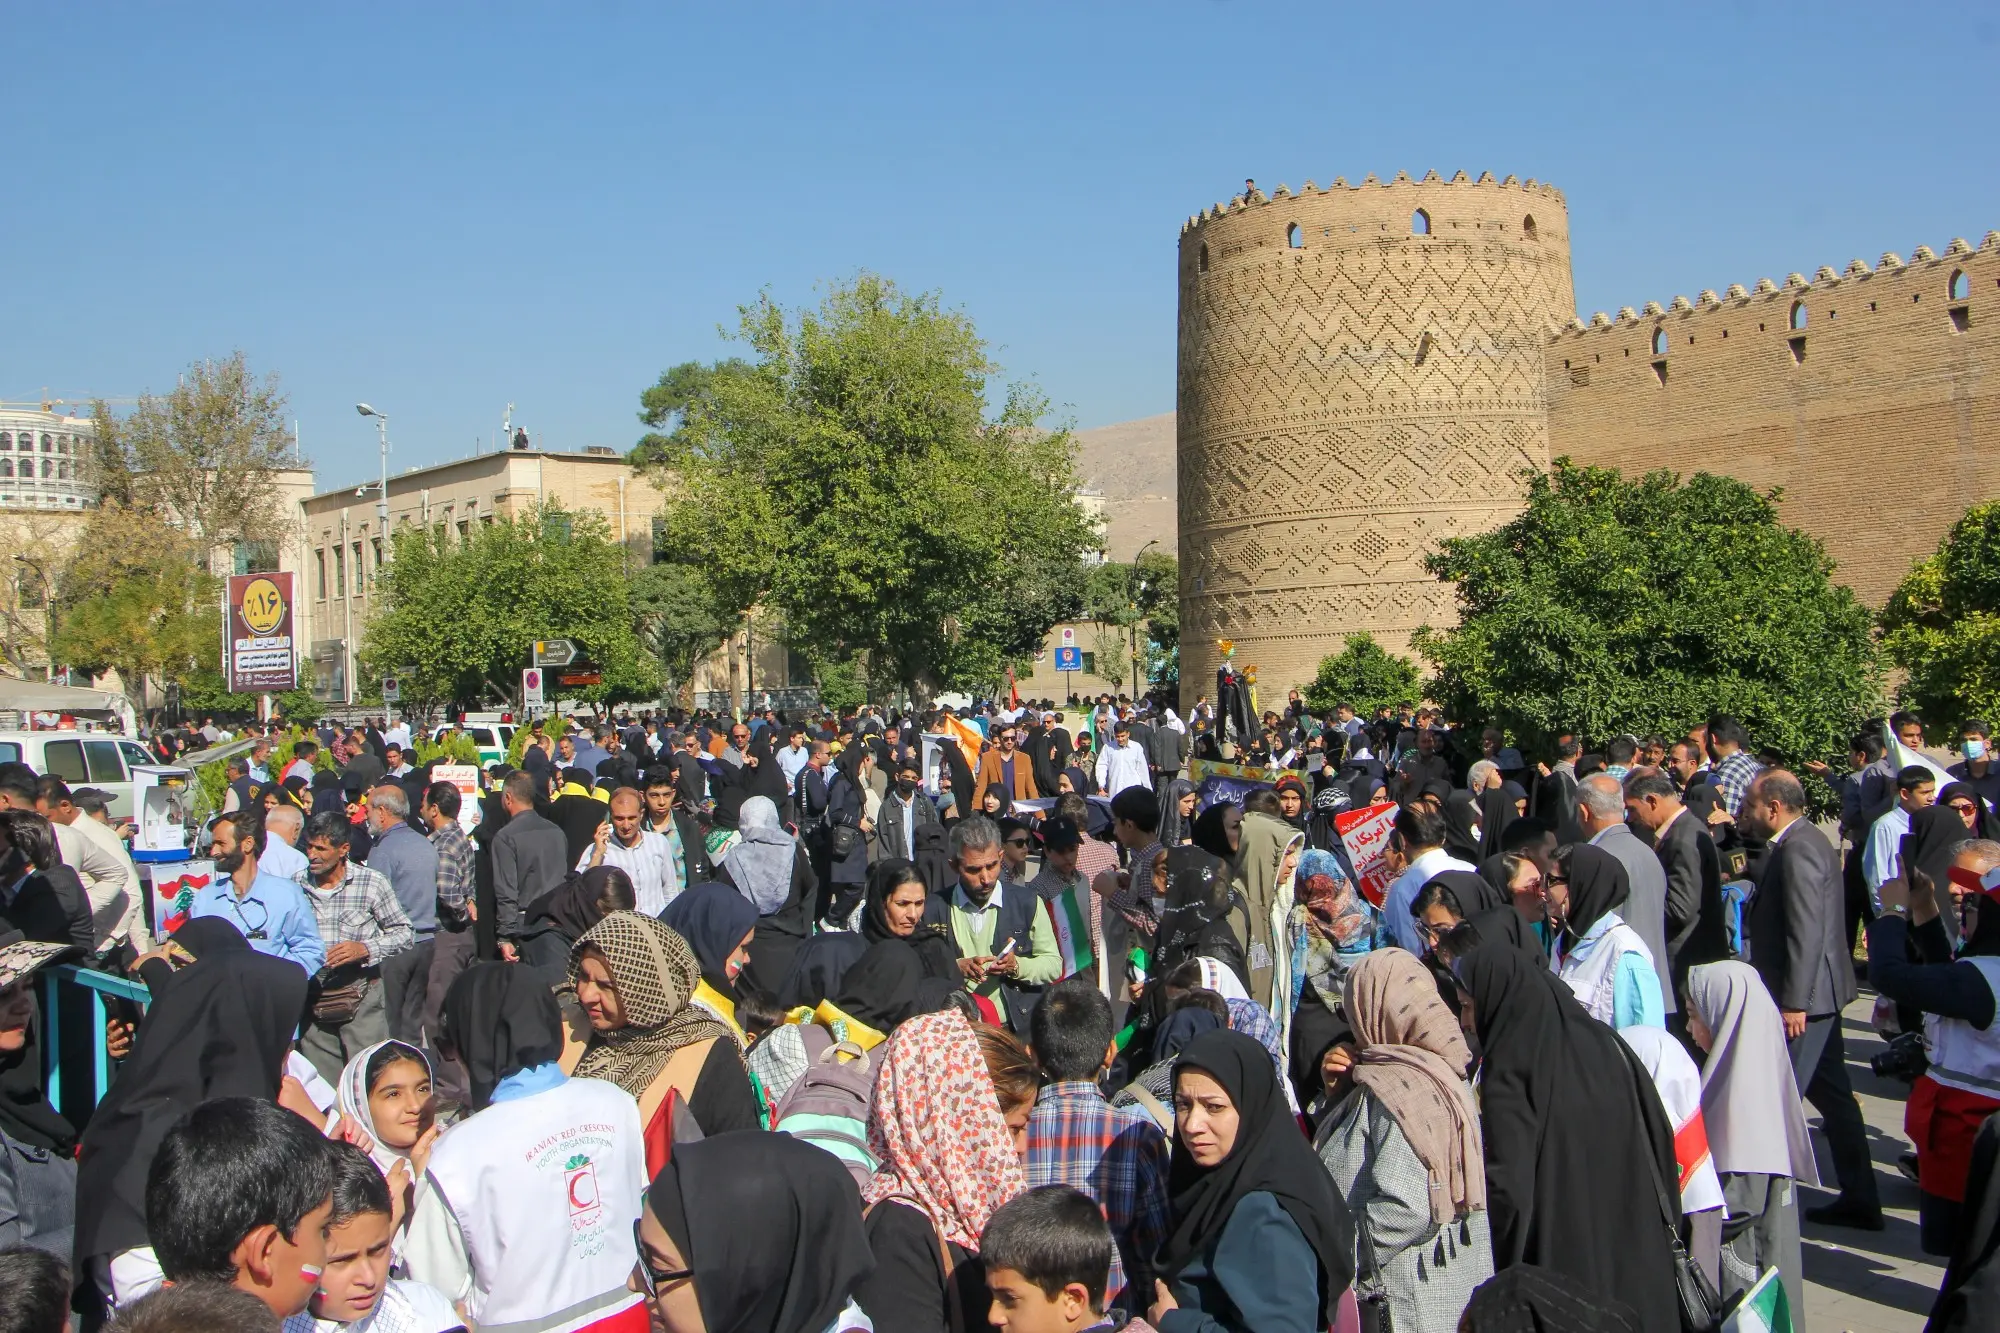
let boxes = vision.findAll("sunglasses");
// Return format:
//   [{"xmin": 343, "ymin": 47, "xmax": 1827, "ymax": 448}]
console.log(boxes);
[
  {"xmin": 1004, "ymin": 837, "xmax": 1033, "ymax": 849},
  {"xmin": 633, "ymin": 1219, "xmax": 692, "ymax": 1297}
]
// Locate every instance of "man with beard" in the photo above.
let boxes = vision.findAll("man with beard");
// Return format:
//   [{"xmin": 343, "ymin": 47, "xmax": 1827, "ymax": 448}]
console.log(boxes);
[{"xmin": 187, "ymin": 807, "xmax": 326, "ymax": 975}]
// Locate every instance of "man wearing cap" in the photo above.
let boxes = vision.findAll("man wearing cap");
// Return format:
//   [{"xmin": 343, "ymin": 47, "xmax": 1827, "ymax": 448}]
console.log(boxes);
[
  {"xmin": 1029, "ymin": 815, "xmax": 1089, "ymax": 908},
  {"xmin": 35, "ymin": 776, "xmax": 145, "ymax": 951}
]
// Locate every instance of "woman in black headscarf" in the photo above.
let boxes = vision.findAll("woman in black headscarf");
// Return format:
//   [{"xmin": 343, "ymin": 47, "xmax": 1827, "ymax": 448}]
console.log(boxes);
[
  {"xmin": 827, "ymin": 939, "xmax": 927, "ymax": 1036},
  {"xmin": 821, "ymin": 745, "xmax": 871, "ymax": 922},
  {"xmin": 634, "ymin": 1130, "xmax": 874, "ymax": 1333},
  {"xmin": 1454, "ymin": 943, "xmax": 1679, "ymax": 1333},
  {"xmin": 1911, "ymin": 791, "xmax": 2000, "ymax": 950},
  {"xmin": 860, "ymin": 858, "xmax": 959, "ymax": 985},
  {"xmin": 909, "ymin": 821, "xmax": 955, "ymax": 900},
  {"xmin": 1149, "ymin": 1028, "xmax": 1354, "ymax": 1332},
  {"xmin": 1191, "ymin": 802, "xmax": 1244, "ymax": 863},
  {"xmin": 1159, "ymin": 778, "xmax": 1200, "ymax": 849},
  {"xmin": 440, "ymin": 960, "xmax": 564, "ymax": 1110},
  {"xmin": 1442, "ymin": 790, "xmax": 1484, "ymax": 864},
  {"xmin": 1478, "ymin": 782, "xmax": 1523, "ymax": 861},
  {"xmin": 518, "ymin": 866, "xmax": 637, "ymax": 986},
  {"xmin": 1152, "ymin": 847, "xmax": 1247, "ymax": 986},
  {"xmin": 74, "ymin": 917, "xmax": 310, "ymax": 1303},
  {"xmin": 661, "ymin": 880, "xmax": 759, "ymax": 1045}
]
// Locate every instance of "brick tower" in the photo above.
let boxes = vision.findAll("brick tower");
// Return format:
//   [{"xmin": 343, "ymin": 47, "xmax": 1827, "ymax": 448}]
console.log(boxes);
[{"xmin": 1176, "ymin": 171, "xmax": 1576, "ymax": 708}]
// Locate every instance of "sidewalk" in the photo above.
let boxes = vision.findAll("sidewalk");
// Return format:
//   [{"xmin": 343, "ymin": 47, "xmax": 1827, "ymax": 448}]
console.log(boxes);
[{"xmin": 1800, "ymin": 995, "xmax": 1944, "ymax": 1333}]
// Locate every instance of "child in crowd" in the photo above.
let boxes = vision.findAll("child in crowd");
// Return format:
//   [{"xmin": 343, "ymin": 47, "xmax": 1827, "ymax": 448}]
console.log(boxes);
[
  {"xmin": 282, "ymin": 1142, "xmax": 460, "ymax": 1333},
  {"xmin": 144, "ymin": 1097, "xmax": 339, "ymax": 1321},
  {"xmin": 983, "ymin": 1186, "xmax": 1157, "ymax": 1333},
  {"xmin": 110, "ymin": 1282, "xmax": 283, "ymax": 1333},
  {"xmin": 0, "ymin": 1245, "xmax": 69, "ymax": 1333}
]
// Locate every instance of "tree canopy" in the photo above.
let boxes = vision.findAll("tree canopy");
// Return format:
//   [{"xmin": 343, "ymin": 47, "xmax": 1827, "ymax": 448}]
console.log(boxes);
[
  {"xmin": 1302, "ymin": 633, "xmax": 1422, "ymax": 717},
  {"xmin": 638, "ymin": 273, "xmax": 1099, "ymax": 702},
  {"xmin": 1082, "ymin": 551, "xmax": 1178, "ymax": 697},
  {"xmin": 360, "ymin": 502, "xmax": 654, "ymax": 711},
  {"xmin": 1881, "ymin": 500, "xmax": 2000, "ymax": 732},
  {"xmin": 50, "ymin": 503, "xmax": 220, "ymax": 711},
  {"xmin": 1412, "ymin": 460, "xmax": 1881, "ymax": 762}
]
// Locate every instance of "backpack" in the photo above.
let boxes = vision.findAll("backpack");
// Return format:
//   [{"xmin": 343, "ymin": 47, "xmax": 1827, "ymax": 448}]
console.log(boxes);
[{"xmin": 771, "ymin": 1024, "xmax": 880, "ymax": 1186}]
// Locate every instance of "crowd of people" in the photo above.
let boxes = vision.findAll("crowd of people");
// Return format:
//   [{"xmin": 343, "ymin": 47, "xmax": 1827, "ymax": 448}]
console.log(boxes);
[{"xmin": 1, "ymin": 696, "xmax": 1999, "ymax": 1333}]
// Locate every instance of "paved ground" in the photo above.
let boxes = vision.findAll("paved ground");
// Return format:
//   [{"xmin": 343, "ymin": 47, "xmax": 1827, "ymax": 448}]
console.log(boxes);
[{"xmin": 1799, "ymin": 994, "xmax": 1944, "ymax": 1333}]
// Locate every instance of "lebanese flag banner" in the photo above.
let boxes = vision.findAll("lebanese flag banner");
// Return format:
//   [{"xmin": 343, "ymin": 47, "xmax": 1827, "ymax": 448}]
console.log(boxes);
[{"xmin": 1334, "ymin": 802, "xmax": 1400, "ymax": 908}]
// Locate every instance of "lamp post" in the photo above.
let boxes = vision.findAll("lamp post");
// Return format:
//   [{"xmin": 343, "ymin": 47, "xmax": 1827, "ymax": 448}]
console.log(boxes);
[
  {"xmin": 355, "ymin": 404, "xmax": 391, "ymax": 542},
  {"xmin": 1130, "ymin": 539, "xmax": 1159, "ymax": 702}
]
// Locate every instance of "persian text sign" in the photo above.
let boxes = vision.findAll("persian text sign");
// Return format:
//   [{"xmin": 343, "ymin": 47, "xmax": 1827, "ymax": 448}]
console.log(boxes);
[
  {"xmin": 226, "ymin": 572, "xmax": 296, "ymax": 692},
  {"xmin": 1334, "ymin": 801, "xmax": 1400, "ymax": 908}
]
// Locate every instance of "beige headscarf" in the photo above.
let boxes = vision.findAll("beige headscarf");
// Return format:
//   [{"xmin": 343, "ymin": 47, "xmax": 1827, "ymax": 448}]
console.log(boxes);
[
  {"xmin": 568, "ymin": 911, "xmax": 732, "ymax": 1097},
  {"xmin": 1342, "ymin": 948, "xmax": 1486, "ymax": 1224}
]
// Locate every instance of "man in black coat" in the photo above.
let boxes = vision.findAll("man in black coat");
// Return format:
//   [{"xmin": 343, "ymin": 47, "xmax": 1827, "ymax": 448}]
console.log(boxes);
[
  {"xmin": 1741, "ymin": 768, "xmax": 1882, "ymax": 1229},
  {"xmin": 1624, "ymin": 768, "xmax": 1729, "ymax": 1012}
]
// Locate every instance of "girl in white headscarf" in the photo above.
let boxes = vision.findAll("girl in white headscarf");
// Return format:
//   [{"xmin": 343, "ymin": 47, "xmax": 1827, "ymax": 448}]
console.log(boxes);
[
  {"xmin": 330, "ymin": 1040, "xmax": 439, "ymax": 1266},
  {"xmin": 1685, "ymin": 961, "xmax": 1821, "ymax": 1314}
]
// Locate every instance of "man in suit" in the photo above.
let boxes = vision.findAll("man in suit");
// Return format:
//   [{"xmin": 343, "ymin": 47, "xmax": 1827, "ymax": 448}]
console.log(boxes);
[
  {"xmin": 1533, "ymin": 733, "xmax": 1583, "ymax": 840},
  {"xmin": 1740, "ymin": 768, "xmax": 1883, "ymax": 1229},
  {"xmin": 1575, "ymin": 773, "xmax": 1675, "ymax": 1017},
  {"xmin": 1623, "ymin": 767, "xmax": 1729, "ymax": 1013},
  {"xmin": 489, "ymin": 771, "xmax": 570, "ymax": 965},
  {"xmin": 973, "ymin": 725, "xmax": 1039, "ymax": 809}
]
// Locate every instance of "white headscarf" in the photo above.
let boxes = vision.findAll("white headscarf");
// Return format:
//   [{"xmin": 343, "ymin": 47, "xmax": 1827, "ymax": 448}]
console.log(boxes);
[
  {"xmin": 1686, "ymin": 961, "xmax": 1821, "ymax": 1183},
  {"xmin": 1195, "ymin": 955, "xmax": 1251, "ymax": 1004},
  {"xmin": 1619, "ymin": 1025, "xmax": 1725, "ymax": 1214},
  {"xmin": 1165, "ymin": 709, "xmax": 1187, "ymax": 734},
  {"xmin": 725, "ymin": 795, "xmax": 796, "ymax": 914},
  {"xmin": 336, "ymin": 1040, "xmax": 433, "ymax": 1176}
]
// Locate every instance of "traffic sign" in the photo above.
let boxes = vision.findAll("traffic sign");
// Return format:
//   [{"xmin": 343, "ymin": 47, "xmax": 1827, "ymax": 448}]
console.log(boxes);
[
  {"xmin": 1060, "ymin": 626, "xmax": 1076, "ymax": 646},
  {"xmin": 522, "ymin": 667, "xmax": 545, "ymax": 706},
  {"xmin": 532, "ymin": 639, "xmax": 579, "ymax": 667},
  {"xmin": 380, "ymin": 677, "xmax": 400, "ymax": 703},
  {"xmin": 1054, "ymin": 645, "xmax": 1083, "ymax": 673}
]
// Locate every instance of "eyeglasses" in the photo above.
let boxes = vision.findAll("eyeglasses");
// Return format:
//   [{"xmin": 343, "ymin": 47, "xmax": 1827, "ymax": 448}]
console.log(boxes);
[
  {"xmin": 1951, "ymin": 801, "xmax": 1978, "ymax": 815},
  {"xmin": 632, "ymin": 1220, "xmax": 692, "ymax": 1298},
  {"xmin": 1004, "ymin": 837, "xmax": 1033, "ymax": 849}
]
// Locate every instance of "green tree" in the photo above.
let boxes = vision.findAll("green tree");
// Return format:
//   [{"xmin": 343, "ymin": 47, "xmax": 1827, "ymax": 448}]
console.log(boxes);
[
  {"xmin": 89, "ymin": 352, "xmax": 297, "ymax": 559},
  {"xmin": 1081, "ymin": 550, "xmax": 1178, "ymax": 696},
  {"xmin": 629, "ymin": 560, "xmax": 732, "ymax": 707},
  {"xmin": 1412, "ymin": 460, "xmax": 1881, "ymax": 764},
  {"xmin": 629, "ymin": 358, "xmax": 754, "ymax": 468},
  {"xmin": 50, "ymin": 503, "xmax": 221, "ymax": 712},
  {"xmin": 360, "ymin": 502, "xmax": 655, "ymax": 711},
  {"xmin": 1881, "ymin": 500, "xmax": 2000, "ymax": 732},
  {"xmin": 1302, "ymin": 633, "xmax": 1422, "ymax": 717},
  {"xmin": 640, "ymin": 273, "xmax": 1099, "ymax": 702}
]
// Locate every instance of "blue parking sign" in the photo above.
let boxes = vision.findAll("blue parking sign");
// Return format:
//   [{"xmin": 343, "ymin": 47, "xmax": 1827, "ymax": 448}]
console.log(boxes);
[{"xmin": 1054, "ymin": 645, "xmax": 1083, "ymax": 672}]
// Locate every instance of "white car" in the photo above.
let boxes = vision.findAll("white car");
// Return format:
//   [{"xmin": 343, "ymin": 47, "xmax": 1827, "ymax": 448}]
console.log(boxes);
[
  {"xmin": 430, "ymin": 721, "xmax": 518, "ymax": 769},
  {"xmin": 0, "ymin": 730, "xmax": 191, "ymax": 817}
]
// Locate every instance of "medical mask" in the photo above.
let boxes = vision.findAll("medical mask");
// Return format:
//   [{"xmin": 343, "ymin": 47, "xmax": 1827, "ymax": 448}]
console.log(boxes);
[{"xmin": 1966, "ymin": 739, "xmax": 1988, "ymax": 761}]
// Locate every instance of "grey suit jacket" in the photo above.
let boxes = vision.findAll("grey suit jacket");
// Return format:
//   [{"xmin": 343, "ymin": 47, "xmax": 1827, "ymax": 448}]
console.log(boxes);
[
  {"xmin": 1747, "ymin": 817, "xmax": 1855, "ymax": 1016},
  {"xmin": 490, "ymin": 809, "xmax": 570, "ymax": 941},
  {"xmin": 1592, "ymin": 821, "xmax": 1676, "ymax": 1013}
]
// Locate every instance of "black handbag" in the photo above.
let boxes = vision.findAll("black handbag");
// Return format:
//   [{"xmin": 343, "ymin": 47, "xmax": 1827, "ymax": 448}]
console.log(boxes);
[
  {"xmin": 1624, "ymin": 1050, "xmax": 1725, "ymax": 1333},
  {"xmin": 1352, "ymin": 1219, "xmax": 1394, "ymax": 1333}
]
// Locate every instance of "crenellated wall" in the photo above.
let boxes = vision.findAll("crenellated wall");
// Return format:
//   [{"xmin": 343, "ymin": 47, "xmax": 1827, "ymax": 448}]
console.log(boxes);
[
  {"xmin": 1547, "ymin": 232, "xmax": 2000, "ymax": 606},
  {"xmin": 1176, "ymin": 171, "xmax": 1575, "ymax": 705}
]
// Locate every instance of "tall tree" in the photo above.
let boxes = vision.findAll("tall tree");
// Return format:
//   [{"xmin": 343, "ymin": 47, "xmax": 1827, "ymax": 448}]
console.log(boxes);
[
  {"xmin": 50, "ymin": 503, "xmax": 221, "ymax": 711},
  {"xmin": 1302, "ymin": 633, "xmax": 1422, "ymax": 716},
  {"xmin": 629, "ymin": 560, "xmax": 732, "ymax": 707},
  {"xmin": 1413, "ymin": 460, "xmax": 1881, "ymax": 763},
  {"xmin": 90, "ymin": 352, "xmax": 297, "ymax": 558},
  {"xmin": 1881, "ymin": 500, "xmax": 2000, "ymax": 732},
  {"xmin": 360, "ymin": 502, "xmax": 655, "ymax": 711},
  {"xmin": 640, "ymin": 274, "xmax": 1099, "ymax": 702}
]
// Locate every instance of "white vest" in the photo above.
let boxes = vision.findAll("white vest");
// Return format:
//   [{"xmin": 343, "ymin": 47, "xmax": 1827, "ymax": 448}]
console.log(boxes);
[
  {"xmin": 1926, "ymin": 957, "xmax": 2000, "ymax": 1098},
  {"xmin": 423, "ymin": 1076, "xmax": 648, "ymax": 1333},
  {"xmin": 1556, "ymin": 912, "xmax": 1654, "ymax": 1026}
]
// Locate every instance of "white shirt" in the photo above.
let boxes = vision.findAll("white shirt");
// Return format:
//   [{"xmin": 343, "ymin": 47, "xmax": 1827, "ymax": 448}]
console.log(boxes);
[
  {"xmin": 1095, "ymin": 739, "xmax": 1151, "ymax": 796},
  {"xmin": 261, "ymin": 835, "xmax": 310, "ymax": 884},
  {"xmin": 1382, "ymin": 846, "xmax": 1478, "ymax": 954},
  {"xmin": 384, "ymin": 723, "xmax": 413, "ymax": 749},
  {"xmin": 1863, "ymin": 805, "xmax": 1913, "ymax": 903},
  {"xmin": 576, "ymin": 827, "xmax": 678, "ymax": 915}
]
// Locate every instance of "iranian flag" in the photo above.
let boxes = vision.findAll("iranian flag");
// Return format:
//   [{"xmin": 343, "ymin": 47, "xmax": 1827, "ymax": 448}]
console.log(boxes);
[
  {"xmin": 1045, "ymin": 883, "xmax": 1095, "ymax": 981},
  {"xmin": 1723, "ymin": 1269, "xmax": 1792, "ymax": 1333}
]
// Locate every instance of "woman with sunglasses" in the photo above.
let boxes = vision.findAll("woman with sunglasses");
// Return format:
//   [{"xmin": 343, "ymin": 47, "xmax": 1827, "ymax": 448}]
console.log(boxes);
[{"xmin": 1870, "ymin": 839, "xmax": 2000, "ymax": 1256}]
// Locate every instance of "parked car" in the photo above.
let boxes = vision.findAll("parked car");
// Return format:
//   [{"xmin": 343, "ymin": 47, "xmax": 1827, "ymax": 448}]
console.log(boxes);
[
  {"xmin": 430, "ymin": 720, "xmax": 517, "ymax": 769},
  {"xmin": 0, "ymin": 730, "xmax": 192, "ymax": 818}
]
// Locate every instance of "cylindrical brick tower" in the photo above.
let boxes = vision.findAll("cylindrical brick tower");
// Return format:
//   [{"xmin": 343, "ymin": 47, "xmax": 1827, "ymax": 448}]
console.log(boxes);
[{"xmin": 1176, "ymin": 170, "xmax": 1575, "ymax": 709}]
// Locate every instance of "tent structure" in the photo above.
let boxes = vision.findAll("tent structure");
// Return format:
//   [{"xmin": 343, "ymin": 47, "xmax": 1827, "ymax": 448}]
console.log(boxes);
[{"xmin": 0, "ymin": 676, "xmax": 139, "ymax": 735}]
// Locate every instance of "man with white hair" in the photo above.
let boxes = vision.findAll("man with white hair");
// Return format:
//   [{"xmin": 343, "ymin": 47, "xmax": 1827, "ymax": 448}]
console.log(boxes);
[
  {"xmin": 1575, "ymin": 772, "xmax": 1674, "ymax": 1016},
  {"xmin": 260, "ymin": 802, "xmax": 309, "ymax": 883}
]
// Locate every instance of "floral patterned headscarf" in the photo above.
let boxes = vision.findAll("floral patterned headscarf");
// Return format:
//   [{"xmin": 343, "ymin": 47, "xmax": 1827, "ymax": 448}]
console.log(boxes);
[
  {"xmin": 1292, "ymin": 848, "xmax": 1382, "ymax": 1016},
  {"xmin": 862, "ymin": 1008, "xmax": 1026, "ymax": 1249}
]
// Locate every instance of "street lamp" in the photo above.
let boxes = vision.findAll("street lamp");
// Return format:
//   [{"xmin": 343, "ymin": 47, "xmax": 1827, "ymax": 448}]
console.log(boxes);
[
  {"xmin": 355, "ymin": 404, "xmax": 390, "ymax": 534},
  {"xmin": 1130, "ymin": 538, "xmax": 1160, "ymax": 701}
]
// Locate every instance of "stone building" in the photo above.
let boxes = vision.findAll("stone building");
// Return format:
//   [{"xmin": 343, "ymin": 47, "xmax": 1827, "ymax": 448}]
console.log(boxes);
[{"xmin": 1175, "ymin": 170, "xmax": 2000, "ymax": 706}]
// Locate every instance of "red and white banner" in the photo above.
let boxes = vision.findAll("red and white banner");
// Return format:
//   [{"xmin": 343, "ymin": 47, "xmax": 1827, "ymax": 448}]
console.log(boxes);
[{"xmin": 1334, "ymin": 801, "xmax": 1400, "ymax": 908}]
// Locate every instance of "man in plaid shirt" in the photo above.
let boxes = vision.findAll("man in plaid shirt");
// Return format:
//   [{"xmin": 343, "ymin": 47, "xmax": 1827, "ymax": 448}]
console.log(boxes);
[
  {"xmin": 1708, "ymin": 715, "xmax": 1765, "ymax": 817},
  {"xmin": 295, "ymin": 810, "xmax": 414, "ymax": 1083},
  {"xmin": 1024, "ymin": 978, "xmax": 1170, "ymax": 1313},
  {"xmin": 422, "ymin": 780, "xmax": 478, "ymax": 1084}
]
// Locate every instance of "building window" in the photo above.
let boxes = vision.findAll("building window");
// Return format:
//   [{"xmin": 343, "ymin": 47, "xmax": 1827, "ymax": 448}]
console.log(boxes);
[
  {"xmin": 334, "ymin": 545, "xmax": 346, "ymax": 597},
  {"xmin": 1080, "ymin": 651, "xmax": 1097, "ymax": 676},
  {"xmin": 1651, "ymin": 328, "xmax": 1668, "ymax": 356},
  {"xmin": 0, "ymin": 460, "xmax": 12, "ymax": 480},
  {"xmin": 39, "ymin": 459, "xmax": 51, "ymax": 479},
  {"xmin": 1412, "ymin": 209, "xmax": 1431, "ymax": 236},
  {"xmin": 1788, "ymin": 335, "xmax": 1807, "ymax": 365},
  {"xmin": 457, "ymin": 519, "xmax": 470, "ymax": 541},
  {"xmin": 1286, "ymin": 222, "xmax": 1303, "ymax": 249},
  {"xmin": 0, "ymin": 433, "xmax": 11, "ymax": 450},
  {"xmin": 39, "ymin": 434, "xmax": 51, "ymax": 453},
  {"xmin": 315, "ymin": 549, "xmax": 327, "ymax": 598},
  {"xmin": 56, "ymin": 461, "xmax": 68, "ymax": 481},
  {"xmin": 373, "ymin": 537, "xmax": 384, "ymax": 570},
  {"xmin": 1198, "ymin": 243, "xmax": 1209, "ymax": 273},
  {"xmin": 1788, "ymin": 300, "xmax": 1807, "ymax": 331},
  {"xmin": 1413, "ymin": 332, "xmax": 1433, "ymax": 367},
  {"xmin": 1950, "ymin": 269, "xmax": 1971, "ymax": 301},
  {"xmin": 352, "ymin": 542, "xmax": 365, "ymax": 590},
  {"xmin": 1523, "ymin": 214, "xmax": 1538, "ymax": 240},
  {"xmin": 55, "ymin": 437, "xmax": 67, "ymax": 456},
  {"xmin": 233, "ymin": 540, "xmax": 281, "ymax": 575}
]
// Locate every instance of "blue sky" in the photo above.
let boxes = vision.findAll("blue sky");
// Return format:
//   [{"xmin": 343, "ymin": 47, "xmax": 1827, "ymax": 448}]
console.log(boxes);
[{"xmin": 5, "ymin": 3, "xmax": 1994, "ymax": 488}]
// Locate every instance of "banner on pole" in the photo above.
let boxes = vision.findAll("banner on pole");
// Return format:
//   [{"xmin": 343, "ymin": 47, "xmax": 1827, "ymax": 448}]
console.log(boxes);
[
  {"xmin": 1188, "ymin": 757, "xmax": 1292, "ymax": 811},
  {"xmin": 224, "ymin": 573, "xmax": 296, "ymax": 693},
  {"xmin": 1334, "ymin": 801, "xmax": 1400, "ymax": 908}
]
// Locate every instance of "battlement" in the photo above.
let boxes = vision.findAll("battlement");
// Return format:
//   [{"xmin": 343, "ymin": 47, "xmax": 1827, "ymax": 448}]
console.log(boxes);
[
  {"xmin": 1558, "ymin": 230, "xmax": 2000, "ymax": 337},
  {"xmin": 1181, "ymin": 169, "xmax": 1566, "ymax": 236}
]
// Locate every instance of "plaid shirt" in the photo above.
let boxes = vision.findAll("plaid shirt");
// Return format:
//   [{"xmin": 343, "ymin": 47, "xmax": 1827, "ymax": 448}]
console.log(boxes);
[
  {"xmin": 1023, "ymin": 1080, "xmax": 1171, "ymax": 1305},
  {"xmin": 1713, "ymin": 750, "xmax": 1765, "ymax": 817},
  {"xmin": 295, "ymin": 861, "xmax": 414, "ymax": 967},
  {"xmin": 431, "ymin": 820, "xmax": 475, "ymax": 924}
]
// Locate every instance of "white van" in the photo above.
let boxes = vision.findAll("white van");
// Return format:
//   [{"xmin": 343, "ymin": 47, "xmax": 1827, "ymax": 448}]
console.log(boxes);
[
  {"xmin": 430, "ymin": 721, "xmax": 517, "ymax": 769},
  {"xmin": 0, "ymin": 730, "xmax": 192, "ymax": 817}
]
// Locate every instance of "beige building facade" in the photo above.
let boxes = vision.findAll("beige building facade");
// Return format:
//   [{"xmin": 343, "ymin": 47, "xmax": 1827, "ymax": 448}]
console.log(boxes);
[{"xmin": 1176, "ymin": 170, "xmax": 2000, "ymax": 707}]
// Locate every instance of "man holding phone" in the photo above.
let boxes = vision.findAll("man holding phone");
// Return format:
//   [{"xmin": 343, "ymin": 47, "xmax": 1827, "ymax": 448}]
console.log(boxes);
[{"xmin": 935, "ymin": 814, "xmax": 1061, "ymax": 1035}]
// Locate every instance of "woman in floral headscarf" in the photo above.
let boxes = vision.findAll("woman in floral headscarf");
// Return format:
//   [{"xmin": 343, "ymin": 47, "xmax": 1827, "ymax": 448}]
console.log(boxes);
[
  {"xmin": 1290, "ymin": 846, "xmax": 1385, "ymax": 1110},
  {"xmin": 855, "ymin": 1008, "xmax": 1033, "ymax": 1333},
  {"xmin": 561, "ymin": 911, "xmax": 759, "ymax": 1169}
]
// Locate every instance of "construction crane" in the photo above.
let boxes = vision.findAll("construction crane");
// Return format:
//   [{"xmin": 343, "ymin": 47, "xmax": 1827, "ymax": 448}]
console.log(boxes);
[{"xmin": 0, "ymin": 395, "xmax": 137, "ymax": 416}]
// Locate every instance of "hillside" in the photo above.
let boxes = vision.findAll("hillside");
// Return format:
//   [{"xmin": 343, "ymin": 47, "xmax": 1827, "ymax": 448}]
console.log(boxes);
[{"xmin": 1074, "ymin": 411, "xmax": 1175, "ymax": 561}]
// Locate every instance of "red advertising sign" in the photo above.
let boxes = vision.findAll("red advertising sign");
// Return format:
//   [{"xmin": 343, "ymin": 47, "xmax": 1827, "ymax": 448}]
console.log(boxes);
[
  {"xmin": 225, "ymin": 572, "xmax": 297, "ymax": 693},
  {"xmin": 1334, "ymin": 801, "xmax": 1401, "ymax": 908}
]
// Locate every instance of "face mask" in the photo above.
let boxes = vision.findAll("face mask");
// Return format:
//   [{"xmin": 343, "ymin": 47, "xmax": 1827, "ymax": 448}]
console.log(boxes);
[
  {"xmin": 895, "ymin": 778, "xmax": 918, "ymax": 795},
  {"xmin": 1967, "ymin": 739, "xmax": 1988, "ymax": 761}
]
